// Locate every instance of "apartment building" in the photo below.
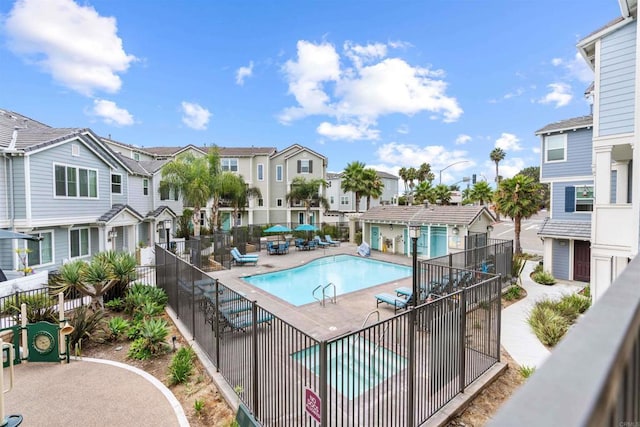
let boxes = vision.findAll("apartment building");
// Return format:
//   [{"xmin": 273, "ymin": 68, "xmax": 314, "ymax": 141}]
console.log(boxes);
[{"xmin": 326, "ymin": 171, "xmax": 399, "ymax": 217}]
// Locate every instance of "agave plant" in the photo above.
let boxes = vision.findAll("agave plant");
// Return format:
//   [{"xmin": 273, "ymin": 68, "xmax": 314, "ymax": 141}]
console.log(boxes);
[{"xmin": 52, "ymin": 257, "xmax": 118, "ymax": 310}]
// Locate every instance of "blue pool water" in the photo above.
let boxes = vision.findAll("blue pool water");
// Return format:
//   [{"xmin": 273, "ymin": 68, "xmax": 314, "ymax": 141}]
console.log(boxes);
[
  {"xmin": 243, "ymin": 255, "xmax": 411, "ymax": 306},
  {"xmin": 292, "ymin": 336, "xmax": 407, "ymax": 399}
]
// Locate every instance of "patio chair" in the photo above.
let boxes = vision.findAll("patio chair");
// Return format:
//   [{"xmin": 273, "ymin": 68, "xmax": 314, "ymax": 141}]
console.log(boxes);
[
  {"xmin": 231, "ymin": 247, "xmax": 259, "ymax": 266},
  {"xmin": 324, "ymin": 235, "xmax": 340, "ymax": 246},
  {"xmin": 266, "ymin": 241, "xmax": 279, "ymax": 255},
  {"xmin": 313, "ymin": 236, "xmax": 330, "ymax": 247},
  {"xmin": 375, "ymin": 292, "xmax": 412, "ymax": 313}
]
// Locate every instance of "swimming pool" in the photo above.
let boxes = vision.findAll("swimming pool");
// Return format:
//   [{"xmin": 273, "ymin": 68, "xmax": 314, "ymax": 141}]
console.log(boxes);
[{"xmin": 242, "ymin": 255, "xmax": 411, "ymax": 306}]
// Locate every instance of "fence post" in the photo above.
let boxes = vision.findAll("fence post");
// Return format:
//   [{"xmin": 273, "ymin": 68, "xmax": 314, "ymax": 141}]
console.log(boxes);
[
  {"xmin": 407, "ymin": 308, "xmax": 416, "ymax": 427},
  {"xmin": 251, "ymin": 301, "xmax": 259, "ymax": 417},
  {"xmin": 319, "ymin": 340, "xmax": 328, "ymax": 426},
  {"xmin": 214, "ymin": 279, "xmax": 220, "ymax": 372},
  {"xmin": 459, "ymin": 289, "xmax": 467, "ymax": 393},
  {"xmin": 495, "ymin": 279, "xmax": 502, "ymax": 362}
]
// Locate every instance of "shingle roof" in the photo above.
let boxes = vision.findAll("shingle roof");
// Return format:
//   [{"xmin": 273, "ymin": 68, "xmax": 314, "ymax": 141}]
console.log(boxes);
[
  {"xmin": 535, "ymin": 115, "xmax": 593, "ymax": 135},
  {"xmin": 114, "ymin": 153, "xmax": 150, "ymax": 176},
  {"xmin": 143, "ymin": 146, "xmax": 276, "ymax": 157},
  {"xmin": 98, "ymin": 204, "xmax": 144, "ymax": 222},
  {"xmin": 139, "ymin": 159, "xmax": 171, "ymax": 174},
  {"xmin": 360, "ymin": 204, "xmax": 493, "ymax": 226},
  {"xmin": 537, "ymin": 218, "xmax": 591, "ymax": 239},
  {"xmin": 326, "ymin": 172, "xmax": 341, "ymax": 179},
  {"xmin": 147, "ymin": 206, "xmax": 177, "ymax": 218}
]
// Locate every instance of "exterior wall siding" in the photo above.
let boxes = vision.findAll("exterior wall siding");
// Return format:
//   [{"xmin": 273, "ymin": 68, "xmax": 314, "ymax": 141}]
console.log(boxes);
[
  {"xmin": 552, "ymin": 238, "xmax": 570, "ymax": 280},
  {"xmin": 551, "ymin": 181, "xmax": 594, "ymax": 220},
  {"xmin": 0, "ymin": 158, "xmax": 7, "ymax": 222},
  {"xmin": 110, "ymin": 165, "xmax": 129, "ymax": 206},
  {"xmin": 11, "ymin": 157, "xmax": 26, "ymax": 219},
  {"xmin": 541, "ymin": 128, "xmax": 593, "ymax": 180},
  {"xmin": 128, "ymin": 175, "xmax": 153, "ymax": 216},
  {"xmin": 598, "ymin": 21, "xmax": 637, "ymax": 137},
  {"xmin": 28, "ymin": 142, "xmax": 112, "ymax": 220}
]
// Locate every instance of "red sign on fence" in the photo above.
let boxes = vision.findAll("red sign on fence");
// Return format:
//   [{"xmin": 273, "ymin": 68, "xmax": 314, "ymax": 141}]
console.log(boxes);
[{"xmin": 305, "ymin": 388, "xmax": 321, "ymax": 423}]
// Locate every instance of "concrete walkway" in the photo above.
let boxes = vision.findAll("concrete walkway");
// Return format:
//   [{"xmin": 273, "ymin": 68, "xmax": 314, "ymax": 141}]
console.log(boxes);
[{"xmin": 501, "ymin": 260, "xmax": 583, "ymax": 368}]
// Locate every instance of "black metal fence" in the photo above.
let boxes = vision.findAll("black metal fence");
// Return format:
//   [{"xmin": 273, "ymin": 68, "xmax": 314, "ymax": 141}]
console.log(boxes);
[{"xmin": 156, "ymin": 243, "xmax": 502, "ymax": 426}]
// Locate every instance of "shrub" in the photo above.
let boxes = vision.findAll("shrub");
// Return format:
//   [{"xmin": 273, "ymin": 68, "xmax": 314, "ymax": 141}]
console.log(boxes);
[
  {"xmin": 532, "ymin": 270, "xmax": 556, "ymax": 285},
  {"xmin": 194, "ymin": 399, "xmax": 205, "ymax": 416},
  {"xmin": 127, "ymin": 318, "xmax": 169, "ymax": 360},
  {"xmin": 2, "ymin": 293, "xmax": 58, "ymax": 324},
  {"xmin": 528, "ymin": 305, "xmax": 569, "ymax": 347},
  {"xmin": 503, "ymin": 285, "xmax": 524, "ymax": 301},
  {"xmin": 124, "ymin": 284, "xmax": 168, "ymax": 315},
  {"xmin": 518, "ymin": 365, "xmax": 536, "ymax": 379},
  {"xmin": 68, "ymin": 306, "xmax": 106, "ymax": 347},
  {"xmin": 532, "ymin": 262, "xmax": 543, "ymax": 275},
  {"xmin": 168, "ymin": 346, "xmax": 196, "ymax": 385},
  {"xmin": 107, "ymin": 317, "xmax": 130, "ymax": 341},
  {"xmin": 105, "ymin": 298, "xmax": 124, "ymax": 312},
  {"xmin": 558, "ymin": 293, "xmax": 591, "ymax": 316},
  {"xmin": 580, "ymin": 285, "xmax": 591, "ymax": 299}
]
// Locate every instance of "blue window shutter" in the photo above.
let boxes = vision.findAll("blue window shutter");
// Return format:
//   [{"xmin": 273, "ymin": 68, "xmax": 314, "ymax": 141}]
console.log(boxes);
[{"xmin": 565, "ymin": 186, "xmax": 575, "ymax": 212}]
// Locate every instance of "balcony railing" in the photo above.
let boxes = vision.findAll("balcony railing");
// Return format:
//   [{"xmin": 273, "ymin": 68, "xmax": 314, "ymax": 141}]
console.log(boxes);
[
  {"xmin": 490, "ymin": 255, "xmax": 640, "ymax": 426},
  {"xmin": 593, "ymin": 204, "xmax": 635, "ymax": 249}
]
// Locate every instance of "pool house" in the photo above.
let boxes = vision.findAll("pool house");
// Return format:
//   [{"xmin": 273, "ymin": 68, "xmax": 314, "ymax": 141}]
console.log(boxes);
[{"xmin": 359, "ymin": 204, "xmax": 496, "ymax": 258}]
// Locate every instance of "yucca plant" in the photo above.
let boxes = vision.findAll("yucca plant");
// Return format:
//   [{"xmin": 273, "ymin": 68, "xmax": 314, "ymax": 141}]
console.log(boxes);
[
  {"xmin": 168, "ymin": 346, "xmax": 196, "ymax": 385},
  {"xmin": 97, "ymin": 251, "xmax": 137, "ymax": 300},
  {"xmin": 68, "ymin": 306, "xmax": 106, "ymax": 347},
  {"xmin": 105, "ymin": 298, "xmax": 124, "ymax": 312},
  {"xmin": 2, "ymin": 293, "xmax": 58, "ymax": 324}
]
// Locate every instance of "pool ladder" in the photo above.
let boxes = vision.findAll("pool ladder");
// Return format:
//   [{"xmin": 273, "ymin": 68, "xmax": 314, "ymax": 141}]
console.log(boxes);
[
  {"xmin": 359, "ymin": 310, "xmax": 389, "ymax": 355},
  {"xmin": 312, "ymin": 283, "xmax": 336, "ymax": 306}
]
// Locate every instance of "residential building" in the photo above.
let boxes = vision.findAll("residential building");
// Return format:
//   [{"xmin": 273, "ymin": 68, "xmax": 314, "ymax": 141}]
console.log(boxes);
[
  {"xmin": 536, "ymin": 116, "xmax": 594, "ymax": 282},
  {"xmin": 576, "ymin": 0, "xmax": 639, "ymax": 300},
  {"xmin": 326, "ymin": 170, "xmax": 399, "ymax": 216}
]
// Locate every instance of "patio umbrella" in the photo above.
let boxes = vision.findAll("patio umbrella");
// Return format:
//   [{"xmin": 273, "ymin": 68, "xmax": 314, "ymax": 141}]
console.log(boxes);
[
  {"xmin": 0, "ymin": 230, "xmax": 40, "ymax": 241},
  {"xmin": 264, "ymin": 224, "xmax": 292, "ymax": 233},
  {"xmin": 294, "ymin": 224, "xmax": 318, "ymax": 241}
]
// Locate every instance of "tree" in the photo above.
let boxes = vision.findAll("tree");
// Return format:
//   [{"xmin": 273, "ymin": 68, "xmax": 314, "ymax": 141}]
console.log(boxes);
[
  {"xmin": 363, "ymin": 168, "xmax": 384, "ymax": 211},
  {"xmin": 433, "ymin": 184, "xmax": 452, "ymax": 205},
  {"xmin": 160, "ymin": 152, "xmax": 211, "ymax": 236},
  {"xmin": 414, "ymin": 181, "xmax": 435, "ymax": 205},
  {"xmin": 490, "ymin": 147, "xmax": 507, "ymax": 220},
  {"xmin": 225, "ymin": 174, "xmax": 262, "ymax": 226},
  {"xmin": 417, "ymin": 163, "xmax": 434, "ymax": 184},
  {"xmin": 406, "ymin": 167, "xmax": 418, "ymax": 195},
  {"xmin": 469, "ymin": 181, "xmax": 494, "ymax": 206},
  {"xmin": 341, "ymin": 161, "xmax": 367, "ymax": 212},
  {"xmin": 286, "ymin": 177, "xmax": 329, "ymax": 223},
  {"xmin": 398, "ymin": 167, "xmax": 409, "ymax": 195},
  {"xmin": 517, "ymin": 166, "xmax": 549, "ymax": 209},
  {"xmin": 494, "ymin": 175, "xmax": 544, "ymax": 254}
]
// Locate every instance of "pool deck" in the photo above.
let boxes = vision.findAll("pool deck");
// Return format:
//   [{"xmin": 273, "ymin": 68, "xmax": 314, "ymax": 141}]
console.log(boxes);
[{"xmin": 212, "ymin": 243, "xmax": 417, "ymax": 340}]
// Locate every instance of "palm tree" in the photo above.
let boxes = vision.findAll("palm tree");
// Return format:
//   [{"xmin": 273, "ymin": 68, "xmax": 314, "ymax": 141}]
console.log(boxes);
[
  {"xmin": 433, "ymin": 184, "xmax": 452, "ymax": 205},
  {"xmin": 417, "ymin": 163, "xmax": 433, "ymax": 184},
  {"xmin": 341, "ymin": 161, "xmax": 367, "ymax": 212},
  {"xmin": 406, "ymin": 167, "xmax": 418, "ymax": 195},
  {"xmin": 160, "ymin": 152, "xmax": 211, "ymax": 236},
  {"xmin": 363, "ymin": 168, "xmax": 384, "ymax": 211},
  {"xmin": 398, "ymin": 167, "xmax": 409, "ymax": 195},
  {"xmin": 286, "ymin": 177, "xmax": 329, "ymax": 223},
  {"xmin": 494, "ymin": 175, "xmax": 544, "ymax": 254},
  {"xmin": 414, "ymin": 181, "xmax": 435, "ymax": 205},
  {"xmin": 226, "ymin": 174, "xmax": 262, "ymax": 226},
  {"xmin": 469, "ymin": 181, "xmax": 494, "ymax": 206},
  {"xmin": 490, "ymin": 148, "xmax": 506, "ymax": 184}
]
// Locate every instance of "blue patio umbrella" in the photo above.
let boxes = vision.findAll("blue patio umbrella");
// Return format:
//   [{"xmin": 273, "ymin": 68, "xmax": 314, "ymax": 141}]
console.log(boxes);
[
  {"xmin": 0, "ymin": 230, "xmax": 40, "ymax": 241},
  {"xmin": 264, "ymin": 224, "xmax": 292, "ymax": 233},
  {"xmin": 294, "ymin": 224, "xmax": 317, "ymax": 232}
]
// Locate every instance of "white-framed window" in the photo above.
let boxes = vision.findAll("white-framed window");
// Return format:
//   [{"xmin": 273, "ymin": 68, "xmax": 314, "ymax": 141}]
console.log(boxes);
[
  {"xmin": 222, "ymin": 158, "xmax": 238, "ymax": 172},
  {"xmin": 111, "ymin": 174, "xmax": 122, "ymax": 194},
  {"xmin": 54, "ymin": 164, "xmax": 98, "ymax": 198},
  {"xmin": 276, "ymin": 165, "xmax": 283, "ymax": 182},
  {"xmin": 27, "ymin": 231, "xmax": 53, "ymax": 266},
  {"xmin": 298, "ymin": 212, "xmax": 305, "ymax": 224},
  {"xmin": 340, "ymin": 196, "xmax": 349, "ymax": 205},
  {"xmin": 545, "ymin": 134, "xmax": 566, "ymax": 162},
  {"xmin": 143, "ymin": 179, "xmax": 149, "ymax": 196},
  {"xmin": 258, "ymin": 198, "xmax": 264, "ymax": 207},
  {"xmin": 70, "ymin": 228, "xmax": 89, "ymax": 258},
  {"xmin": 576, "ymin": 186, "xmax": 594, "ymax": 212},
  {"xmin": 133, "ymin": 152, "xmax": 140, "ymax": 161},
  {"xmin": 330, "ymin": 196, "xmax": 334, "ymax": 204},
  {"xmin": 277, "ymin": 198, "xmax": 283, "ymax": 207},
  {"xmin": 257, "ymin": 164, "xmax": 264, "ymax": 181},
  {"xmin": 71, "ymin": 144, "xmax": 80, "ymax": 157},
  {"xmin": 298, "ymin": 159, "xmax": 312, "ymax": 173}
]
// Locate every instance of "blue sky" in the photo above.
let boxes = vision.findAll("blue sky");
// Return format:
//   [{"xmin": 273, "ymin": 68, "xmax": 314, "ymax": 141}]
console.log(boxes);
[{"xmin": 0, "ymin": 0, "xmax": 620, "ymax": 185}]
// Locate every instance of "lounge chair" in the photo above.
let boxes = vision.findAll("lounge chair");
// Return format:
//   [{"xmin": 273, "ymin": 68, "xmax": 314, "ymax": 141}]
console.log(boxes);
[
  {"xmin": 314, "ymin": 236, "xmax": 330, "ymax": 247},
  {"xmin": 375, "ymin": 293, "xmax": 412, "ymax": 313},
  {"xmin": 324, "ymin": 235, "xmax": 340, "ymax": 246},
  {"xmin": 231, "ymin": 247, "xmax": 259, "ymax": 266},
  {"xmin": 224, "ymin": 311, "xmax": 274, "ymax": 332}
]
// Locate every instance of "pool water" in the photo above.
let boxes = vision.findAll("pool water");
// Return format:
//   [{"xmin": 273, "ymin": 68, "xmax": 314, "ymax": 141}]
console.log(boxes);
[
  {"xmin": 243, "ymin": 255, "xmax": 411, "ymax": 306},
  {"xmin": 292, "ymin": 336, "xmax": 407, "ymax": 399}
]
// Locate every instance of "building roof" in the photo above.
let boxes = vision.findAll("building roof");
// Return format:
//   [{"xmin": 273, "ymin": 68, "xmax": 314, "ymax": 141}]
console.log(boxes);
[
  {"xmin": 147, "ymin": 205, "xmax": 177, "ymax": 219},
  {"xmin": 114, "ymin": 153, "xmax": 151, "ymax": 176},
  {"xmin": 535, "ymin": 115, "xmax": 593, "ymax": 135},
  {"xmin": 360, "ymin": 204, "xmax": 494, "ymax": 226},
  {"xmin": 326, "ymin": 172, "xmax": 341, "ymax": 179},
  {"xmin": 537, "ymin": 218, "xmax": 591, "ymax": 240},
  {"xmin": 97, "ymin": 204, "xmax": 144, "ymax": 223}
]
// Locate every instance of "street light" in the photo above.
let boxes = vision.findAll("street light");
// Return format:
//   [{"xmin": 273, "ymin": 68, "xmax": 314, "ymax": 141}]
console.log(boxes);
[
  {"xmin": 438, "ymin": 160, "xmax": 471, "ymax": 185},
  {"xmin": 409, "ymin": 224, "xmax": 421, "ymax": 307}
]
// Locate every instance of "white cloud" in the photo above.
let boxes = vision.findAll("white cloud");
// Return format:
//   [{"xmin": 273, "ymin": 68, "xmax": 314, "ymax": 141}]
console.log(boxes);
[
  {"xmin": 181, "ymin": 102, "xmax": 211, "ymax": 130},
  {"xmin": 489, "ymin": 87, "xmax": 525, "ymax": 103},
  {"xmin": 495, "ymin": 133, "xmax": 523, "ymax": 151},
  {"xmin": 482, "ymin": 157, "xmax": 526, "ymax": 183},
  {"xmin": 280, "ymin": 40, "xmax": 462, "ymax": 139},
  {"xmin": 539, "ymin": 83, "xmax": 572, "ymax": 108},
  {"xmin": 552, "ymin": 53, "xmax": 593, "ymax": 84},
  {"xmin": 532, "ymin": 147, "xmax": 541, "ymax": 154},
  {"xmin": 316, "ymin": 122, "xmax": 380, "ymax": 140},
  {"xmin": 90, "ymin": 99, "xmax": 134, "ymax": 126},
  {"xmin": 455, "ymin": 134, "xmax": 472, "ymax": 145},
  {"xmin": 235, "ymin": 61, "xmax": 254, "ymax": 86},
  {"xmin": 5, "ymin": 0, "xmax": 136, "ymax": 97}
]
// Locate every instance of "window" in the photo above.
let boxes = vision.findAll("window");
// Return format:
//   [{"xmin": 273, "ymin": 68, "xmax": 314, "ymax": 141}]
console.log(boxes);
[
  {"xmin": 133, "ymin": 152, "xmax": 140, "ymax": 161},
  {"xmin": 235, "ymin": 213, "xmax": 242, "ymax": 226},
  {"xmin": 27, "ymin": 232, "xmax": 53, "ymax": 266},
  {"xmin": 111, "ymin": 174, "xmax": 122, "ymax": 194},
  {"xmin": 71, "ymin": 144, "xmax": 80, "ymax": 157},
  {"xmin": 330, "ymin": 196, "xmax": 334, "ymax": 204},
  {"xmin": 298, "ymin": 159, "xmax": 312, "ymax": 173},
  {"xmin": 258, "ymin": 198, "xmax": 264, "ymax": 207},
  {"xmin": 340, "ymin": 196, "xmax": 349, "ymax": 205},
  {"xmin": 143, "ymin": 179, "xmax": 149, "ymax": 196},
  {"xmin": 257, "ymin": 164, "xmax": 264, "ymax": 181},
  {"xmin": 277, "ymin": 198, "xmax": 283, "ymax": 207},
  {"xmin": 222, "ymin": 158, "xmax": 238, "ymax": 172},
  {"xmin": 576, "ymin": 186, "xmax": 594, "ymax": 212},
  {"xmin": 200, "ymin": 211, "xmax": 206, "ymax": 227},
  {"xmin": 54, "ymin": 165, "xmax": 97, "ymax": 198},
  {"xmin": 160, "ymin": 187, "xmax": 169, "ymax": 200},
  {"xmin": 276, "ymin": 165, "xmax": 283, "ymax": 182},
  {"xmin": 70, "ymin": 229, "xmax": 89, "ymax": 258},
  {"xmin": 545, "ymin": 134, "xmax": 566, "ymax": 162},
  {"xmin": 298, "ymin": 212, "xmax": 305, "ymax": 224}
]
